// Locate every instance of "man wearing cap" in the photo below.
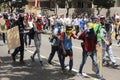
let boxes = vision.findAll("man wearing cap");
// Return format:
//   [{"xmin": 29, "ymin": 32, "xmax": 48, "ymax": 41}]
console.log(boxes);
[{"xmin": 60, "ymin": 25, "xmax": 77, "ymax": 72}]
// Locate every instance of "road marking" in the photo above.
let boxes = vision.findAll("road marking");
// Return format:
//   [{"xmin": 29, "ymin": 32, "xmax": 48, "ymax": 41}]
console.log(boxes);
[
  {"xmin": 115, "ymin": 56, "xmax": 120, "ymax": 60},
  {"xmin": 26, "ymin": 49, "xmax": 99, "ymax": 80},
  {"xmin": 72, "ymin": 46, "xmax": 82, "ymax": 50}
]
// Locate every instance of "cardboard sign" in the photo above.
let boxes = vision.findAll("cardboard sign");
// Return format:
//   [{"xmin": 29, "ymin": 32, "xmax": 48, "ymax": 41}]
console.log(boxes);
[
  {"xmin": 92, "ymin": 44, "xmax": 102, "ymax": 76},
  {"xmin": 0, "ymin": 25, "xmax": 7, "ymax": 33},
  {"xmin": 0, "ymin": 19, "xmax": 5, "ymax": 25},
  {"xmin": 7, "ymin": 26, "xmax": 20, "ymax": 50},
  {"xmin": 96, "ymin": 45, "xmax": 102, "ymax": 76},
  {"xmin": 31, "ymin": 9, "xmax": 37, "ymax": 15},
  {"xmin": 0, "ymin": 19, "xmax": 6, "ymax": 32}
]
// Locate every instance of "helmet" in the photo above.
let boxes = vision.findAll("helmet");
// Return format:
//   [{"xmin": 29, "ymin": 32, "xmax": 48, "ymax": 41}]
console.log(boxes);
[
  {"xmin": 89, "ymin": 23, "xmax": 94, "ymax": 29},
  {"xmin": 66, "ymin": 26, "xmax": 73, "ymax": 31}
]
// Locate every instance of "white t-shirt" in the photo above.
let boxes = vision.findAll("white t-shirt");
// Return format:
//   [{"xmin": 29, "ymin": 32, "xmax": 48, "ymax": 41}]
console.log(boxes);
[{"xmin": 64, "ymin": 17, "xmax": 72, "ymax": 26}]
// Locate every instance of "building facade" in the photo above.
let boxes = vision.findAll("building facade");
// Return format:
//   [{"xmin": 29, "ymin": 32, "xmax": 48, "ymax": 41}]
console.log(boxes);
[{"xmin": 26, "ymin": 0, "xmax": 120, "ymax": 16}]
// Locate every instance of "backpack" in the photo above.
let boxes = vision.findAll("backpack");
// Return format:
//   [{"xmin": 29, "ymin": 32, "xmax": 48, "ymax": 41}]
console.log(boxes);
[{"xmin": 29, "ymin": 27, "xmax": 35, "ymax": 39}]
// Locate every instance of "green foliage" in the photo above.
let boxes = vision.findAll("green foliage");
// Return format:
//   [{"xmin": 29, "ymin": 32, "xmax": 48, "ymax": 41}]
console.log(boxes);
[
  {"xmin": 93, "ymin": 0, "xmax": 115, "ymax": 9},
  {"xmin": 0, "ymin": 0, "xmax": 28, "ymax": 8},
  {"xmin": 102, "ymin": 0, "xmax": 115, "ymax": 9}
]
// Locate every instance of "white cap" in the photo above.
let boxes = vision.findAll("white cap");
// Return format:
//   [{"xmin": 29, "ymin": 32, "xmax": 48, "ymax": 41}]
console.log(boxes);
[
  {"xmin": 115, "ymin": 15, "xmax": 120, "ymax": 19},
  {"xmin": 37, "ymin": 14, "xmax": 42, "ymax": 18}
]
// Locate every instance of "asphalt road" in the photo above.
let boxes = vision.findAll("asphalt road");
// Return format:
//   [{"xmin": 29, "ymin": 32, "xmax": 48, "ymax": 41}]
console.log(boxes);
[{"xmin": 0, "ymin": 34, "xmax": 120, "ymax": 80}]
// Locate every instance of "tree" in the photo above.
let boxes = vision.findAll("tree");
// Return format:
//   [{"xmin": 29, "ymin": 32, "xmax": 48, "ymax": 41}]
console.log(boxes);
[
  {"xmin": 0, "ymin": 0, "xmax": 28, "ymax": 12},
  {"xmin": 93, "ymin": 0, "xmax": 115, "ymax": 15},
  {"xmin": 51, "ymin": 0, "xmax": 72, "ymax": 16}
]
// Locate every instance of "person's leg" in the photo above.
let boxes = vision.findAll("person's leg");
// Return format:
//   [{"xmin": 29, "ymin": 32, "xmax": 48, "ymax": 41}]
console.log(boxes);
[
  {"xmin": 90, "ymin": 52, "xmax": 99, "ymax": 76},
  {"xmin": 48, "ymin": 46, "xmax": 57, "ymax": 64},
  {"xmin": 57, "ymin": 47, "xmax": 62, "ymax": 66},
  {"xmin": 68, "ymin": 49, "xmax": 73, "ymax": 71},
  {"xmin": 19, "ymin": 34, "xmax": 24, "ymax": 63},
  {"xmin": 24, "ymin": 33, "xmax": 27, "ymax": 47},
  {"xmin": 12, "ymin": 47, "xmax": 19, "ymax": 62},
  {"xmin": 106, "ymin": 46, "xmax": 118, "ymax": 67},
  {"xmin": 35, "ymin": 40, "xmax": 42, "ymax": 64},
  {"xmin": 2, "ymin": 33, "xmax": 6, "ymax": 44},
  {"xmin": 61, "ymin": 54, "xmax": 65, "ymax": 70},
  {"xmin": 28, "ymin": 33, "xmax": 31, "ymax": 46},
  {"xmin": 78, "ymin": 51, "xmax": 88, "ymax": 73}
]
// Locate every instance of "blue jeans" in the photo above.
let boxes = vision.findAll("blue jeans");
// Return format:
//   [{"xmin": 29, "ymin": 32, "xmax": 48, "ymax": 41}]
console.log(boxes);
[
  {"xmin": 78, "ymin": 51, "xmax": 99, "ymax": 75},
  {"xmin": 102, "ymin": 45, "xmax": 116, "ymax": 63}
]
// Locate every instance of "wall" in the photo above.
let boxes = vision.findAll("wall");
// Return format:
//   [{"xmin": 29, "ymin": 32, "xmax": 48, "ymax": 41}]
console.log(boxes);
[{"xmin": 94, "ymin": 7, "xmax": 120, "ymax": 16}]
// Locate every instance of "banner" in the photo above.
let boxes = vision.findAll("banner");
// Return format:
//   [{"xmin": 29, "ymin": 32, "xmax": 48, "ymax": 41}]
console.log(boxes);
[
  {"xmin": 0, "ymin": 19, "xmax": 5, "ymax": 25},
  {"xmin": 31, "ymin": 9, "xmax": 37, "ymax": 15},
  {"xmin": 92, "ymin": 45, "xmax": 102, "ymax": 76},
  {"xmin": 0, "ymin": 19, "xmax": 6, "ymax": 33},
  {"xmin": 7, "ymin": 26, "xmax": 20, "ymax": 50}
]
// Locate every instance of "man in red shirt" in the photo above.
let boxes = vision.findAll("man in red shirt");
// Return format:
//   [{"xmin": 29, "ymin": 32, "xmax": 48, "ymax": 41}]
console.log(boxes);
[{"xmin": 77, "ymin": 28, "xmax": 102, "ymax": 79}]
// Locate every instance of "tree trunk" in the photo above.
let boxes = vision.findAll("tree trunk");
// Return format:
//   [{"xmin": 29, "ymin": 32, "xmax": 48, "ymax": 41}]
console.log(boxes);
[
  {"xmin": 106, "ymin": 9, "xmax": 110, "ymax": 17},
  {"xmin": 97, "ymin": 7, "xmax": 102, "ymax": 15},
  {"xmin": 65, "ymin": 0, "xmax": 69, "ymax": 16}
]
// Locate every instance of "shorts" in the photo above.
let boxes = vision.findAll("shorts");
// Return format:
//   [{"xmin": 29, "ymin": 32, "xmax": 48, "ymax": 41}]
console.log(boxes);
[{"xmin": 64, "ymin": 49, "xmax": 73, "ymax": 57}]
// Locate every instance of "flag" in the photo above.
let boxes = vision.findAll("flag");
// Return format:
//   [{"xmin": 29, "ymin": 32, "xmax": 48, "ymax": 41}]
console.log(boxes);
[{"xmin": 35, "ymin": 0, "xmax": 38, "ymax": 8}]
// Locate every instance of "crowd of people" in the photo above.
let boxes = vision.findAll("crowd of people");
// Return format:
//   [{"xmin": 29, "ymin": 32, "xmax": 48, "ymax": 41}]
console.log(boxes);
[{"xmin": 0, "ymin": 11, "xmax": 120, "ymax": 79}]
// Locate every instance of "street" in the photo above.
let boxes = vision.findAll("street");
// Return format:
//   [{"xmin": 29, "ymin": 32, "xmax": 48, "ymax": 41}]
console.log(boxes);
[{"xmin": 0, "ymin": 34, "xmax": 120, "ymax": 80}]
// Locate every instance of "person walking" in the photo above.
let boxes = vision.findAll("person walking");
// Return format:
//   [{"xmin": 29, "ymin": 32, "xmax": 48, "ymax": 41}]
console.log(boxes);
[
  {"xmin": 101, "ymin": 18, "xmax": 118, "ymax": 67},
  {"xmin": 11, "ymin": 13, "xmax": 25, "ymax": 64},
  {"xmin": 60, "ymin": 25, "xmax": 77, "ymax": 72},
  {"xmin": 48, "ymin": 19, "xmax": 62, "ymax": 65},
  {"xmin": 30, "ymin": 15, "xmax": 43, "ymax": 65},
  {"xmin": 77, "ymin": 26, "xmax": 102, "ymax": 79}
]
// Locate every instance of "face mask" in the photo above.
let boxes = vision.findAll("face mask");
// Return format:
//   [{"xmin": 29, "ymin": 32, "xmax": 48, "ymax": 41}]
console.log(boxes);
[
  {"xmin": 66, "ymin": 29, "xmax": 73, "ymax": 39},
  {"xmin": 38, "ymin": 21, "xmax": 42, "ymax": 25}
]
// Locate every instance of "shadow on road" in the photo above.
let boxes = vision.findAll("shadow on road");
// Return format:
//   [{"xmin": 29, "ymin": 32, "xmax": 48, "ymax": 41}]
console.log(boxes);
[{"xmin": 0, "ymin": 56, "xmax": 76, "ymax": 80}]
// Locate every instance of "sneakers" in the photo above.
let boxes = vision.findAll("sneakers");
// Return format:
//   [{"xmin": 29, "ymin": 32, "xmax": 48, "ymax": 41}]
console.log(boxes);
[
  {"xmin": 112, "ymin": 63, "xmax": 119, "ymax": 68},
  {"xmin": 11, "ymin": 54, "xmax": 16, "ymax": 62},
  {"xmin": 20, "ymin": 61, "xmax": 26, "ymax": 64},
  {"xmin": 77, "ymin": 73, "xmax": 84, "ymax": 78},
  {"xmin": 31, "ymin": 56, "xmax": 35, "ymax": 61},
  {"xmin": 48, "ymin": 60, "xmax": 52, "ymax": 65},
  {"xmin": 40, "ymin": 61, "xmax": 43, "ymax": 66},
  {"xmin": 96, "ymin": 74, "xmax": 103, "ymax": 79}
]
